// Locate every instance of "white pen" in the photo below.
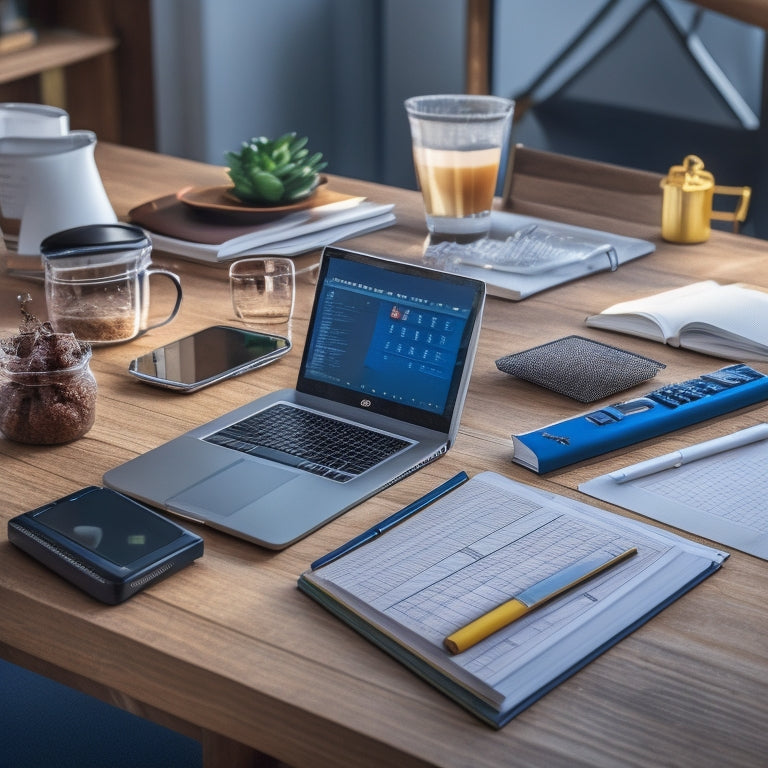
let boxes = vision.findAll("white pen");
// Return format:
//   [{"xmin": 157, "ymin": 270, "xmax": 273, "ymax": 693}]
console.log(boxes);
[
  {"xmin": 609, "ymin": 423, "xmax": 768, "ymax": 484},
  {"xmin": 609, "ymin": 452, "xmax": 683, "ymax": 483}
]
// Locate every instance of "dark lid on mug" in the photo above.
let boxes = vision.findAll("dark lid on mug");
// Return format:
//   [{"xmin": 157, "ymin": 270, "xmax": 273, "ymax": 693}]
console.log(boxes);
[{"xmin": 40, "ymin": 223, "xmax": 151, "ymax": 259}]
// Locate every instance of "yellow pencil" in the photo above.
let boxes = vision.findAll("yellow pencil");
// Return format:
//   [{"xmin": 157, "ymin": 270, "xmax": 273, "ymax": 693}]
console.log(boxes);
[{"xmin": 444, "ymin": 546, "xmax": 638, "ymax": 654}]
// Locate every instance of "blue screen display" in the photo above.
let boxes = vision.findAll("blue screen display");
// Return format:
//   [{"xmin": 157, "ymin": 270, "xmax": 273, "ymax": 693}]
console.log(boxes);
[{"xmin": 303, "ymin": 254, "xmax": 478, "ymax": 415}]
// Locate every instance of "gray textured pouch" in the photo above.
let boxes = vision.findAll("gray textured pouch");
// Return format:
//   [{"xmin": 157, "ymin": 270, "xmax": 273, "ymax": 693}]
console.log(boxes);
[{"xmin": 495, "ymin": 335, "xmax": 665, "ymax": 403}]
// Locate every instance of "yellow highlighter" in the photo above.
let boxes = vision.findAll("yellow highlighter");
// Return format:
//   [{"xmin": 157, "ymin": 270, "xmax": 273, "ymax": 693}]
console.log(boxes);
[{"xmin": 444, "ymin": 546, "xmax": 638, "ymax": 654}]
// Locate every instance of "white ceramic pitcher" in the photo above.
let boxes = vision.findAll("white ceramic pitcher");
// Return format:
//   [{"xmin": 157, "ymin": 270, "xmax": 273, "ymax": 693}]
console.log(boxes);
[
  {"xmin": 0, "ymin": 130, "xmax": 116, "ymax": 259},
  {"xmin": 0, "ymin": 103, "xmax": 69, "ymax": 139}
]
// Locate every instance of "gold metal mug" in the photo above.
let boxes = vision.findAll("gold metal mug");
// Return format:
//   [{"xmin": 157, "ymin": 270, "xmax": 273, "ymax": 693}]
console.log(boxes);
[{"xmin": 660, "ymin": 155, "xmax": 751, "ymax": 244}]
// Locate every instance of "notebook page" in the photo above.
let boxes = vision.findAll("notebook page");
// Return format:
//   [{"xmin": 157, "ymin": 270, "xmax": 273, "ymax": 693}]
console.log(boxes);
[
  {"xmin": 586, "ymin": 281, "xmax": 719, "ymax": 341},
  {"xmin": 581, "ymin": 427, "xmax": 768, "ymax": 559}
]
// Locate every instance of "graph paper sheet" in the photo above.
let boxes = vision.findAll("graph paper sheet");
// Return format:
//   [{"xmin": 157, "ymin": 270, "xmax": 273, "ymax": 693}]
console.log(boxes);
[
  {"xmin": 302, "ymin": 471, "xmax": 725, "ymax": 717},
  {"xmin": 580, "ymin": 424, "xmax": 768, "ymax": 560}
]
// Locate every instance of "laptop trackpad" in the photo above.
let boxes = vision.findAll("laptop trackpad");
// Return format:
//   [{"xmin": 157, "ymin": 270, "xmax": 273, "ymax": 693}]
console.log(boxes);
[{"xmin": 167, "ymin": 460, "xmax": 296, "ymax": 518}]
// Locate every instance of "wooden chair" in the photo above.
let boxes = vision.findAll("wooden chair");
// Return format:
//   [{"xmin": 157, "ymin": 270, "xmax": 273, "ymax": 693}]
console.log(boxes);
[{"xmin": 501, "ymin": 144, "xmax": 663, "ymax": 231}]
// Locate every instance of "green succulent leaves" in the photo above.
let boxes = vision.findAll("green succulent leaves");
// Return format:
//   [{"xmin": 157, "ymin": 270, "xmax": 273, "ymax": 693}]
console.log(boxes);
[{"xmin": 225, "ymin": 133, "xmax": 327, "ymax": 205}]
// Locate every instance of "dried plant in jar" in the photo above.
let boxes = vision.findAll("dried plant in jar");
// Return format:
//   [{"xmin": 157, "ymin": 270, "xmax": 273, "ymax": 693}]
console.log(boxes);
[{"xmin": 0, "ymin": 295, "xmax": 97, "ymax": 444}]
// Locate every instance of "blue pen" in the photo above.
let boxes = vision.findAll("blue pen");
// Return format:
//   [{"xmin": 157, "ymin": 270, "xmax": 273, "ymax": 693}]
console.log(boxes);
[{"xmin": 310, "ymin": 471, "xmax": 470, "ymax": 570}]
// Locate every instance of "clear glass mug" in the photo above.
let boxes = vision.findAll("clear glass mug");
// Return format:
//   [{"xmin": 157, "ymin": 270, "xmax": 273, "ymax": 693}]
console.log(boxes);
[{"xmin": 41, "ymin": 224, "xmax": 183, "ymax": 345}]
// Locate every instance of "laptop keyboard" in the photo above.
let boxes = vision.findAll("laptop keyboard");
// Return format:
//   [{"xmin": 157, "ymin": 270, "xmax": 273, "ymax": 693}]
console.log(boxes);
[{"xmin": 204, "ymin": 403, "xmax": 411, "ymax": 483}]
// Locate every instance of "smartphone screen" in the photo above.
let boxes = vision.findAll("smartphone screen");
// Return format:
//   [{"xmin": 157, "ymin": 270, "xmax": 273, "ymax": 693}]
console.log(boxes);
[{"xmin": 128, "ymin": 325, "xmax": 291, "ymax": 391}]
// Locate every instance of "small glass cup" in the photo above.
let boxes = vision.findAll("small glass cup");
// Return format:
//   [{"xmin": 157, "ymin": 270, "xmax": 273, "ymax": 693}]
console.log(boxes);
[
  {"xmin": 405, "ymin": 94, "xmax": 514, "ymax": 240},
  {"xmin": 229, "ymin": 257, "xmax": 295, "ymax": 335}
]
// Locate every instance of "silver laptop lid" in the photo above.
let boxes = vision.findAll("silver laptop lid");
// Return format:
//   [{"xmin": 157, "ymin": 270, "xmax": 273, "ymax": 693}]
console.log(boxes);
[{"xmin": 297, "ymin": 247, "xmax": 486, "ymax": 439}]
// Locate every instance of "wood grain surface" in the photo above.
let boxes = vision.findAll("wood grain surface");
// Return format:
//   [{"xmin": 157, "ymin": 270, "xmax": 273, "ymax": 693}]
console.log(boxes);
[{"xmin": 1, "ymin": 143, "xmax": 767, "ymax": 768}]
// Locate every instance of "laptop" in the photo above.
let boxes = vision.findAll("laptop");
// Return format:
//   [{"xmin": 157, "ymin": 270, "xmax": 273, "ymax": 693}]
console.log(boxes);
[{"xmin": 104, "ymin": 246, "xmax": 486, "ymax": 549}]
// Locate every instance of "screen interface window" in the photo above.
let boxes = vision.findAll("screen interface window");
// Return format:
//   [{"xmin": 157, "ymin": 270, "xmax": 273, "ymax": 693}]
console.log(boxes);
[{"xmin": 304, "ymin": 259, "xmax": 474, "ymax": 414}]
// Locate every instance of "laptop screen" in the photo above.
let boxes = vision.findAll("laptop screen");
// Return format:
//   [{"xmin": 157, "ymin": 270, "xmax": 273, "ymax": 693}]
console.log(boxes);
[{"xmin": 298, "ymin": 247, "xmax": 485, "ymax": 432}]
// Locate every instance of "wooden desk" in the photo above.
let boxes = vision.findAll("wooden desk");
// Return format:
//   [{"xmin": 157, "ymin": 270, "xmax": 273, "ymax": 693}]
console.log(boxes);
[{"xmin": 1, "ymin": 144, "xmax": 767, "ymax": 768}]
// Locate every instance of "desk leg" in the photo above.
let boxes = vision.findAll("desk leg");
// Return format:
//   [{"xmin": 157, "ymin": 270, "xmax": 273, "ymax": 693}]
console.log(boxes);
[{"xmin": 201, "ymin": 730, "xmax": 285, "ymax": 768}]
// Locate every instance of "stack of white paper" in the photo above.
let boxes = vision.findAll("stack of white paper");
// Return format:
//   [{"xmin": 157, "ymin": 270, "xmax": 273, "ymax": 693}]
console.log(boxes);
[{"xmin": 142, "ymin": 198, "xmax": 396, "ymax": 263}]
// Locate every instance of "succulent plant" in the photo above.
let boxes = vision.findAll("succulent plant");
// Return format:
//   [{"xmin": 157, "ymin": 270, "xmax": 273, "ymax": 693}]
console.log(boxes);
[{"xmin": 225, "ymin": 133, "xmax": 327, "ymax": 205}]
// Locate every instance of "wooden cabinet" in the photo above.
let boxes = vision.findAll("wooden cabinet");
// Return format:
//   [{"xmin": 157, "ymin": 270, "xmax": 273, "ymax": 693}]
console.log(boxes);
[{"xmin": 0, "ymin": 0, "xmax": 155, "ymax": 149}]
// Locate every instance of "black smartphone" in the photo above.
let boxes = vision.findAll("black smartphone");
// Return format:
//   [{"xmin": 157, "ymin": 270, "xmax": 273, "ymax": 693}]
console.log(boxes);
[
  {"xmin": 7, "ymin": 486, "xmax": 204, "ymax": 604},
  {"xmin": 128, "ymin": 325, "xmax": 291, "ymax": 392}
]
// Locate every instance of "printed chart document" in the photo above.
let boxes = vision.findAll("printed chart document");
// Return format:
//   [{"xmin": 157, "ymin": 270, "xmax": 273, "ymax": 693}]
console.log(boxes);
[
  {"xmin": 434, "ymin": 211, "xmax": 655, "ymax": 301},
  {"xmin": 585, "ymin": 280, "xmax": 768, "ymax": 362},
  {"xmin": 580, "ymin": 423, "xmax": 768, "ymax": 560},
  {"xmin": 298, "ymin": 471, "xmax": 726, "ymax": 727}
]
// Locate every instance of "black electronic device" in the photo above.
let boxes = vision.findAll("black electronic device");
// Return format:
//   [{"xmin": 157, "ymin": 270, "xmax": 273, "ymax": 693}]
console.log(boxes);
[
  {"xmin": 7, "ymin": 486, "xmax": 204, "ymax": 604},
  {"xmin": 128, "ymin": 325, "xmax": 291, "ymax": 392}
]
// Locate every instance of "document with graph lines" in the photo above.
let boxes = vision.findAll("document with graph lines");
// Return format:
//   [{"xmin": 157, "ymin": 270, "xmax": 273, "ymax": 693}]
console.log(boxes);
[
  {"xmin": 580, "ymin": 423, "xmax": 768, "ymax": 561},
  {"xmin": 298, "ymin": 471, "xmax": 725, "ymax": 728}
]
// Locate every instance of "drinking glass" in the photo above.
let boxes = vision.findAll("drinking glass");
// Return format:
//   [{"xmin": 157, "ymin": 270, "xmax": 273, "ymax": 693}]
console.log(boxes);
[
  {"xmin": 230, "ymin": 257, "xmax": 295, "ymax": 335},
  {"xmin": 405, "ymin": 94, "xmax": 514, "ymax": 239}
]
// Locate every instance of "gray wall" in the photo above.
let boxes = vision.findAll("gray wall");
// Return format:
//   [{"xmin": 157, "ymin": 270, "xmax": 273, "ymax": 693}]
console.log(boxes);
[
  {"xmin": 152, "ymin": 0, "xmax": 335, "ymax": 167},
  {"xmin": 150, "ymin": 0, "xmax": 764, "ymax": 217},
  {"xmin": 150, "ymin": 0, "xmax": 465, "ymax": 188}
]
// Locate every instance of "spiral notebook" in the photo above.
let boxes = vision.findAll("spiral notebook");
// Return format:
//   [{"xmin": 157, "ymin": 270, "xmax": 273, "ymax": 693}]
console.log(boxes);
[{"xmin": 425, "ymin": 211, "xmax": 655, "ymax": 300}]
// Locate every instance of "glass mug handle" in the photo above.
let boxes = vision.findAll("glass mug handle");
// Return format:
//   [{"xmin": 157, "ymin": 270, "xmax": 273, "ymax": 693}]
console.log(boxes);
[{"xmin": 141, "ymin": 269, "xmax": 183, "ymax": 333}]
